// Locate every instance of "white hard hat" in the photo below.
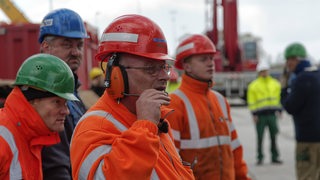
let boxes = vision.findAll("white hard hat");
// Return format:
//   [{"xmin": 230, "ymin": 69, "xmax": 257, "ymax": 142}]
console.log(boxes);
[{"xmin": 256, "ymin": 61, "xmax": 270, "ymax": 72}]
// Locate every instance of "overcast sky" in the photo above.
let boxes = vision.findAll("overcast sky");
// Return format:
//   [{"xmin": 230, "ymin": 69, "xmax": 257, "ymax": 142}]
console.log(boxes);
[{"xmin": 1, "ymin": 0, "xmax": 320, "ymax": 64}]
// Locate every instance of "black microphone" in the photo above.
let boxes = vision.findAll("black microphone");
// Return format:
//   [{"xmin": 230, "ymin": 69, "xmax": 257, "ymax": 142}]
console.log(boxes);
[{"xmin": 158, "ymin": 119, "xmax": 168, "ymax": 133}]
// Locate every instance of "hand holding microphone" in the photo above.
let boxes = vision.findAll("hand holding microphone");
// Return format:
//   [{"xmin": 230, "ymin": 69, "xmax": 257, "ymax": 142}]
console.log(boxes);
[{"xmin": 136, "ymin": 89, "xmax": 170, "ymax": 126}]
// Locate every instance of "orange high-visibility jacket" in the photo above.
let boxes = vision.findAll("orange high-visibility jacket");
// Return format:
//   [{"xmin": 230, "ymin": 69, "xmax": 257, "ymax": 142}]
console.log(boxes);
[
  {"xmin": 0, "ymin": 87, "xmax": 60, "ymax": 180},
  {"xmin": 70, "ymin": 91, "xmax": 194, "ymax": 180},
  {"xmin": 167, "ymin": 74, "xmax": 251, "ymax": 180}
]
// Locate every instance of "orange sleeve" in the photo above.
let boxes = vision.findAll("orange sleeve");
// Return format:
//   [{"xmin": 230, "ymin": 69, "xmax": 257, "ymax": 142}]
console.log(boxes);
[
  {"xmin": 225, "ymin": 99, "xmax": 251, "ymax": 180},
  {"xmin": 71, "ymin": 116, "xmax": 161, "ymax": 180}
]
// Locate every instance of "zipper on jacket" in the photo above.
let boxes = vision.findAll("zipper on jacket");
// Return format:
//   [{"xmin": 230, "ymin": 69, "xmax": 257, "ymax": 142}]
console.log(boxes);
[
  {"xmin": 205, "ymin": 91, "xmax": 224, "ymax": 180},
  {"xmin": 191, "ymin": 156, "xmax": 198, "ymax": 169},
  {"xmin": 160, "ymin": 140, "xmax": 181, "ymax": 177}
]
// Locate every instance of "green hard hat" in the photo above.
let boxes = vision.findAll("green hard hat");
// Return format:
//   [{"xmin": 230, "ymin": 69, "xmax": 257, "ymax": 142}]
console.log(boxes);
[
  {"xmin": 284, "ymin": 42, "xmax": 307, "ymax": 59},
  {"xmin": 14, "ymin": 53, "xmax": 79, "ymax": 101}
]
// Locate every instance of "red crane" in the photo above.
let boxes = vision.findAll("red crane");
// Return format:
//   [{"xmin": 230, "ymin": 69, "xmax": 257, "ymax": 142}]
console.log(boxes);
[
  {"xmin": 205, "ymin": 0, "xmax": 259, "ymax": 101},
  {"xmin": 206, "ymin": 0, "xmax": 258, "ymax": 72}
]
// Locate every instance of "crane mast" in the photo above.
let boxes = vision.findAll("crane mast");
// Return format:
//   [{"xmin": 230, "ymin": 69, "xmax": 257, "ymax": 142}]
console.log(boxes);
[
  {"xmin": 205, "ymin": 0, "xmax": 261, "ymax": 102},
  {"xmin": 206, "ymin": 0, "xmax": 242, "ymax": 71}
]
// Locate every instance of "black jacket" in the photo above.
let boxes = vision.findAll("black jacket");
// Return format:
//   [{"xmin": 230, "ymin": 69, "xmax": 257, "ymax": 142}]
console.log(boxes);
[{"xmin": 281, "ymin": 60, "xmax": 320, "ymax": 142}]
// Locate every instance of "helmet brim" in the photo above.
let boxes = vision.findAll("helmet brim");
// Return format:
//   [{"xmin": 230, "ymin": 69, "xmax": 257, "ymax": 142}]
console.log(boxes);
[
  {"xmin": 175, "ymin": 51, "xmax": 215, "ymax": 70},
  {"xmin": 54, "ymin": 92, "xmax": 79, "ymax": 101},
  {"xmin": 63, "ymin": 32, "xmax": 90, "ymax": 39}
]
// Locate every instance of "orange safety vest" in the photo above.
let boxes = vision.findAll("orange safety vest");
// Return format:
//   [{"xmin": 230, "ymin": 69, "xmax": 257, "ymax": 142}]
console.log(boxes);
[
  {"xmin": 0, "ymin": 87, "xmax": 60, "ymax": 180},
  {"xmin": 70, "ymin": 92, "xmax": 194, "ymax": 180},
  {"xmin": 167, "ymin": 74, "xmax": 250, "ymax": 180}
]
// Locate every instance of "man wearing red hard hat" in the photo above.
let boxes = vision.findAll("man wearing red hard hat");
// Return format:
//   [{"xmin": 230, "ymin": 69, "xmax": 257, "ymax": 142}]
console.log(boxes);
[
  {"xmin": 70, "ymin": 14, "xmax": 194, "ymax": 180},
  {"xmin": 167, "ymin": 34, "xmax": 251, "ymax": 180}
]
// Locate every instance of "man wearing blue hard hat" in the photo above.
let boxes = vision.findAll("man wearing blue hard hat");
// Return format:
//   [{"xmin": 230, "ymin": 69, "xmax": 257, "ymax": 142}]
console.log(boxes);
[{"xmin": 38, "ymin": 8, "xmax": 89, "ymax": 179}]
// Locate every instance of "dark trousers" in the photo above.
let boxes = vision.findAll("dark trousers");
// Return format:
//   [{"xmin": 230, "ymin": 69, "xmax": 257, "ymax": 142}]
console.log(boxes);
[{"xmin": 256, "ymin": 114, "xmax": 280, "ymax": 161}]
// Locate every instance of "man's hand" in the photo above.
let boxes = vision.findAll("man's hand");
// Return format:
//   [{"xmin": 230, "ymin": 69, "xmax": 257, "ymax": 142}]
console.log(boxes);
[
  {"xmin": 280, "ymin": 67, "xmax": 291, "ymax": 88},
  {"xmin": 276, "ymin": 111, "xmax": 282, "ymax": 120},
  {"xmin": 136, "ymin": 89, "xmax": 170, "ymax": 124},
  {"xmin": 253, "ymin": 115, "xmax": 259, "ymax": 124}
]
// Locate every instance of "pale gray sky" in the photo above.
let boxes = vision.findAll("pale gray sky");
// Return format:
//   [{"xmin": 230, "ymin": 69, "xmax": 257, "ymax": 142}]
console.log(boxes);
[{"xmin": 1, "ymin": 0, "xmax": 320, "ymax": 64}]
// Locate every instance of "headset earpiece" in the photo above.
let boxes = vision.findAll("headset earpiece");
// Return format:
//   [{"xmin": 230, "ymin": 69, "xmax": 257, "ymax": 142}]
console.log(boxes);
[{"xmin": 104, "ymin": 54, "xmax": 129, "ymax": 99}]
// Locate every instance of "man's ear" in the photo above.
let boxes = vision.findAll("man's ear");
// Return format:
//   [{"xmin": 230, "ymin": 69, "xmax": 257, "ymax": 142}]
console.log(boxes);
[
  {"xmin": 183, "ymin": 62, "xmax": 191, "ymax": 73},
  {"xmin": 40, "ymin": 41, "xmax": 50, "ymax": 53}
]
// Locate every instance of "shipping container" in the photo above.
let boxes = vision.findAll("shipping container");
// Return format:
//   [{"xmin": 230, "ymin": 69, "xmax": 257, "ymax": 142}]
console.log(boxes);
[
  {"xmin": 0, "ymin": 23, "xmax": 40, "ymax": 80},
  {"xmin": 0, "ymin": 22, "xmax": 99, "ymax": 89}
]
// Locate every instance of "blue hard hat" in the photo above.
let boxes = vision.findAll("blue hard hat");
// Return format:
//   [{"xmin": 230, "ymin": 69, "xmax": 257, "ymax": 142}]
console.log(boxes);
[{"xmin": 38, "ymin": 8, "xmax": 89, "ymax": 43}]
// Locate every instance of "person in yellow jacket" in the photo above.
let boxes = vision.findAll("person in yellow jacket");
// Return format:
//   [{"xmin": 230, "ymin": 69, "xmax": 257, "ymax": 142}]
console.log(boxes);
[
  {"xmin": 0, "ymin": 54, "xmax": 78, "ymax": 179},
  {"xmin": 70, "ymin": 14, "xmax": 194, "ymax": 180},
  {"xmin": 89, "ymin": 67, "xmax": 105, "ymax": 97},
  {"xmin": 166, "ymin": 34, "xmax": 251, "ymax": 180},
  {"xmin": 166, "ymin": 67, "xmax": 181, "ymax": 93},
  {"xmin": 247, "ymin": 60, "xmax": 283, "ymax": 165}
]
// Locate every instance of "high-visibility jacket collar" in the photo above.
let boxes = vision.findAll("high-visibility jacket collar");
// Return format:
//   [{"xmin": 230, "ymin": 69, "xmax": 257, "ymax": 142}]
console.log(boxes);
[
  {"xmin": 3, "ymin": 87, "xmax": 60, "ymax": 145},
  {"xmin": 257, "ymin": 75, "xmax": 273, "ymax": 82},
  {"xmin": 180, "ymin": 74, "xmax": 211, "ymax": 94}
]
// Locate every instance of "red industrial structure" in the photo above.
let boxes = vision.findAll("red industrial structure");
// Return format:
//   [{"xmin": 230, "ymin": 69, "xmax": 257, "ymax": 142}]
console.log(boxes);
[{"xmin": 205, "ymin": 0, "xmax": 261, "ymax": 100}]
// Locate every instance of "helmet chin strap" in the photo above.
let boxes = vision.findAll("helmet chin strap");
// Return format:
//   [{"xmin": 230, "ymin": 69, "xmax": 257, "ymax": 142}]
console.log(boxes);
[{"xmin": 122, "ymin": 92, "xmax": 140, "ymax": 97}]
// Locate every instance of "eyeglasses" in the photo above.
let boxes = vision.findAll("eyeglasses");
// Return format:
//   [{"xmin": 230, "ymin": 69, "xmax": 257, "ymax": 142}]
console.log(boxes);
[{"xmin": 123, "ymin": 64, "xmax": 172, "ymax": 76}]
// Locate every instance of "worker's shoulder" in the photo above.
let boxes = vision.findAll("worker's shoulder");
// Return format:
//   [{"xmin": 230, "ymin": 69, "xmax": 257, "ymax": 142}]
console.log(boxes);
[
  {"xmin": 247, "ymin": 78, "xmax": 259, "ymax": 87},
  {"xmin": 268, "ymin": 77, "xmax": 281, "ymax": 86}
]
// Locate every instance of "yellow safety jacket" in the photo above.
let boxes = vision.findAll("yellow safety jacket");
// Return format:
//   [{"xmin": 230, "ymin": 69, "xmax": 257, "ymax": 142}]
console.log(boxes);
[
  {"xmin": 166, "ymin": 81, "xmax": 181, "ymax": 93},
  {"xmin": 247, "ymin": 76, "xmax": 282, "ymax": 114}
]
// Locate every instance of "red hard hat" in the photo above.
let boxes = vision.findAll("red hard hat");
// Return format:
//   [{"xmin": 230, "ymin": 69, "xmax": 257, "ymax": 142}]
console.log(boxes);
[
  {"xmin": 175, "ymin": 34, "xmax": 216, "ymax": 70},
  {"xmin": 95, "ymin": 14, "xmax": 173, "ymax": 61}
]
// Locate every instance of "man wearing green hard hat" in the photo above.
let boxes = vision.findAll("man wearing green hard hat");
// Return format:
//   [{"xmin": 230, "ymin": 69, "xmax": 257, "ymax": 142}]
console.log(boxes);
[
  {"xmin": 281, "ymin": 42, "xmax": 320, "ymax": 180},
  {"xmin": 284, "ymin": 43, "xmax": 307, "ymax": 81},
  {"xmin": 0, "ymin": 53, "xmax": 77, "ymax": 179}
]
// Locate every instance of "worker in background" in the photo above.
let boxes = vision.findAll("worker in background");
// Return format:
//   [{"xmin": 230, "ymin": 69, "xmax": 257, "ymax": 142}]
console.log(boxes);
[
  {"xmin": 166, "ymin": 34, "xmax": 251, "ymax": 180},
  {"xmin": 77, "ymin": 67, "xmax": 104, "ymax": 109},
  {"xmin": 70, "ymin": 14, "xmax": 194, "ymax": 179},
  {"xmin": 0, "ymin": 54, "xmax": 77, "ymax": 179},
  {"xmin": 166, "ymin": 67, "xmax": 181, "ymax": 93},
  {"xmin": 281, "ymin": 42, "xmax": 320, "ymax": 180},
  {"xmin": 247, "ymin": 60, "xmax": 283, "ymax": 166},
  {"xmin": 38, "ymin": 8, "xmax": 88, "ymax": 179},
  {"xmin": 89, "ymin": 67, "xmax": 105, "ymax": 97}
]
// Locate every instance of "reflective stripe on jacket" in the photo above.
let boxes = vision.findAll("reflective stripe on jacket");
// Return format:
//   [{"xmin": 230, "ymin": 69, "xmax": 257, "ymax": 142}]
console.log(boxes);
[
  {"xmin": 0, "ymin": 126, "xmax": 22, "ymax": 179},
  {"xmin": 0, "ymin": 87, "xmax": 60, "ymax": 180},
  {"xmin": 171, "ymin": 89, "xmax": 240, "ymax": 151},
  {"xmin": 167, "ymin": 74, "xmax": 250, "ymax": 180},
  {"xmin": 247, "ymin": 76, "xmax": 282, "ymax": 114},
  {"xmin": 70, "ymin": 92, "xmax": 194, "ymax": 180}
]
